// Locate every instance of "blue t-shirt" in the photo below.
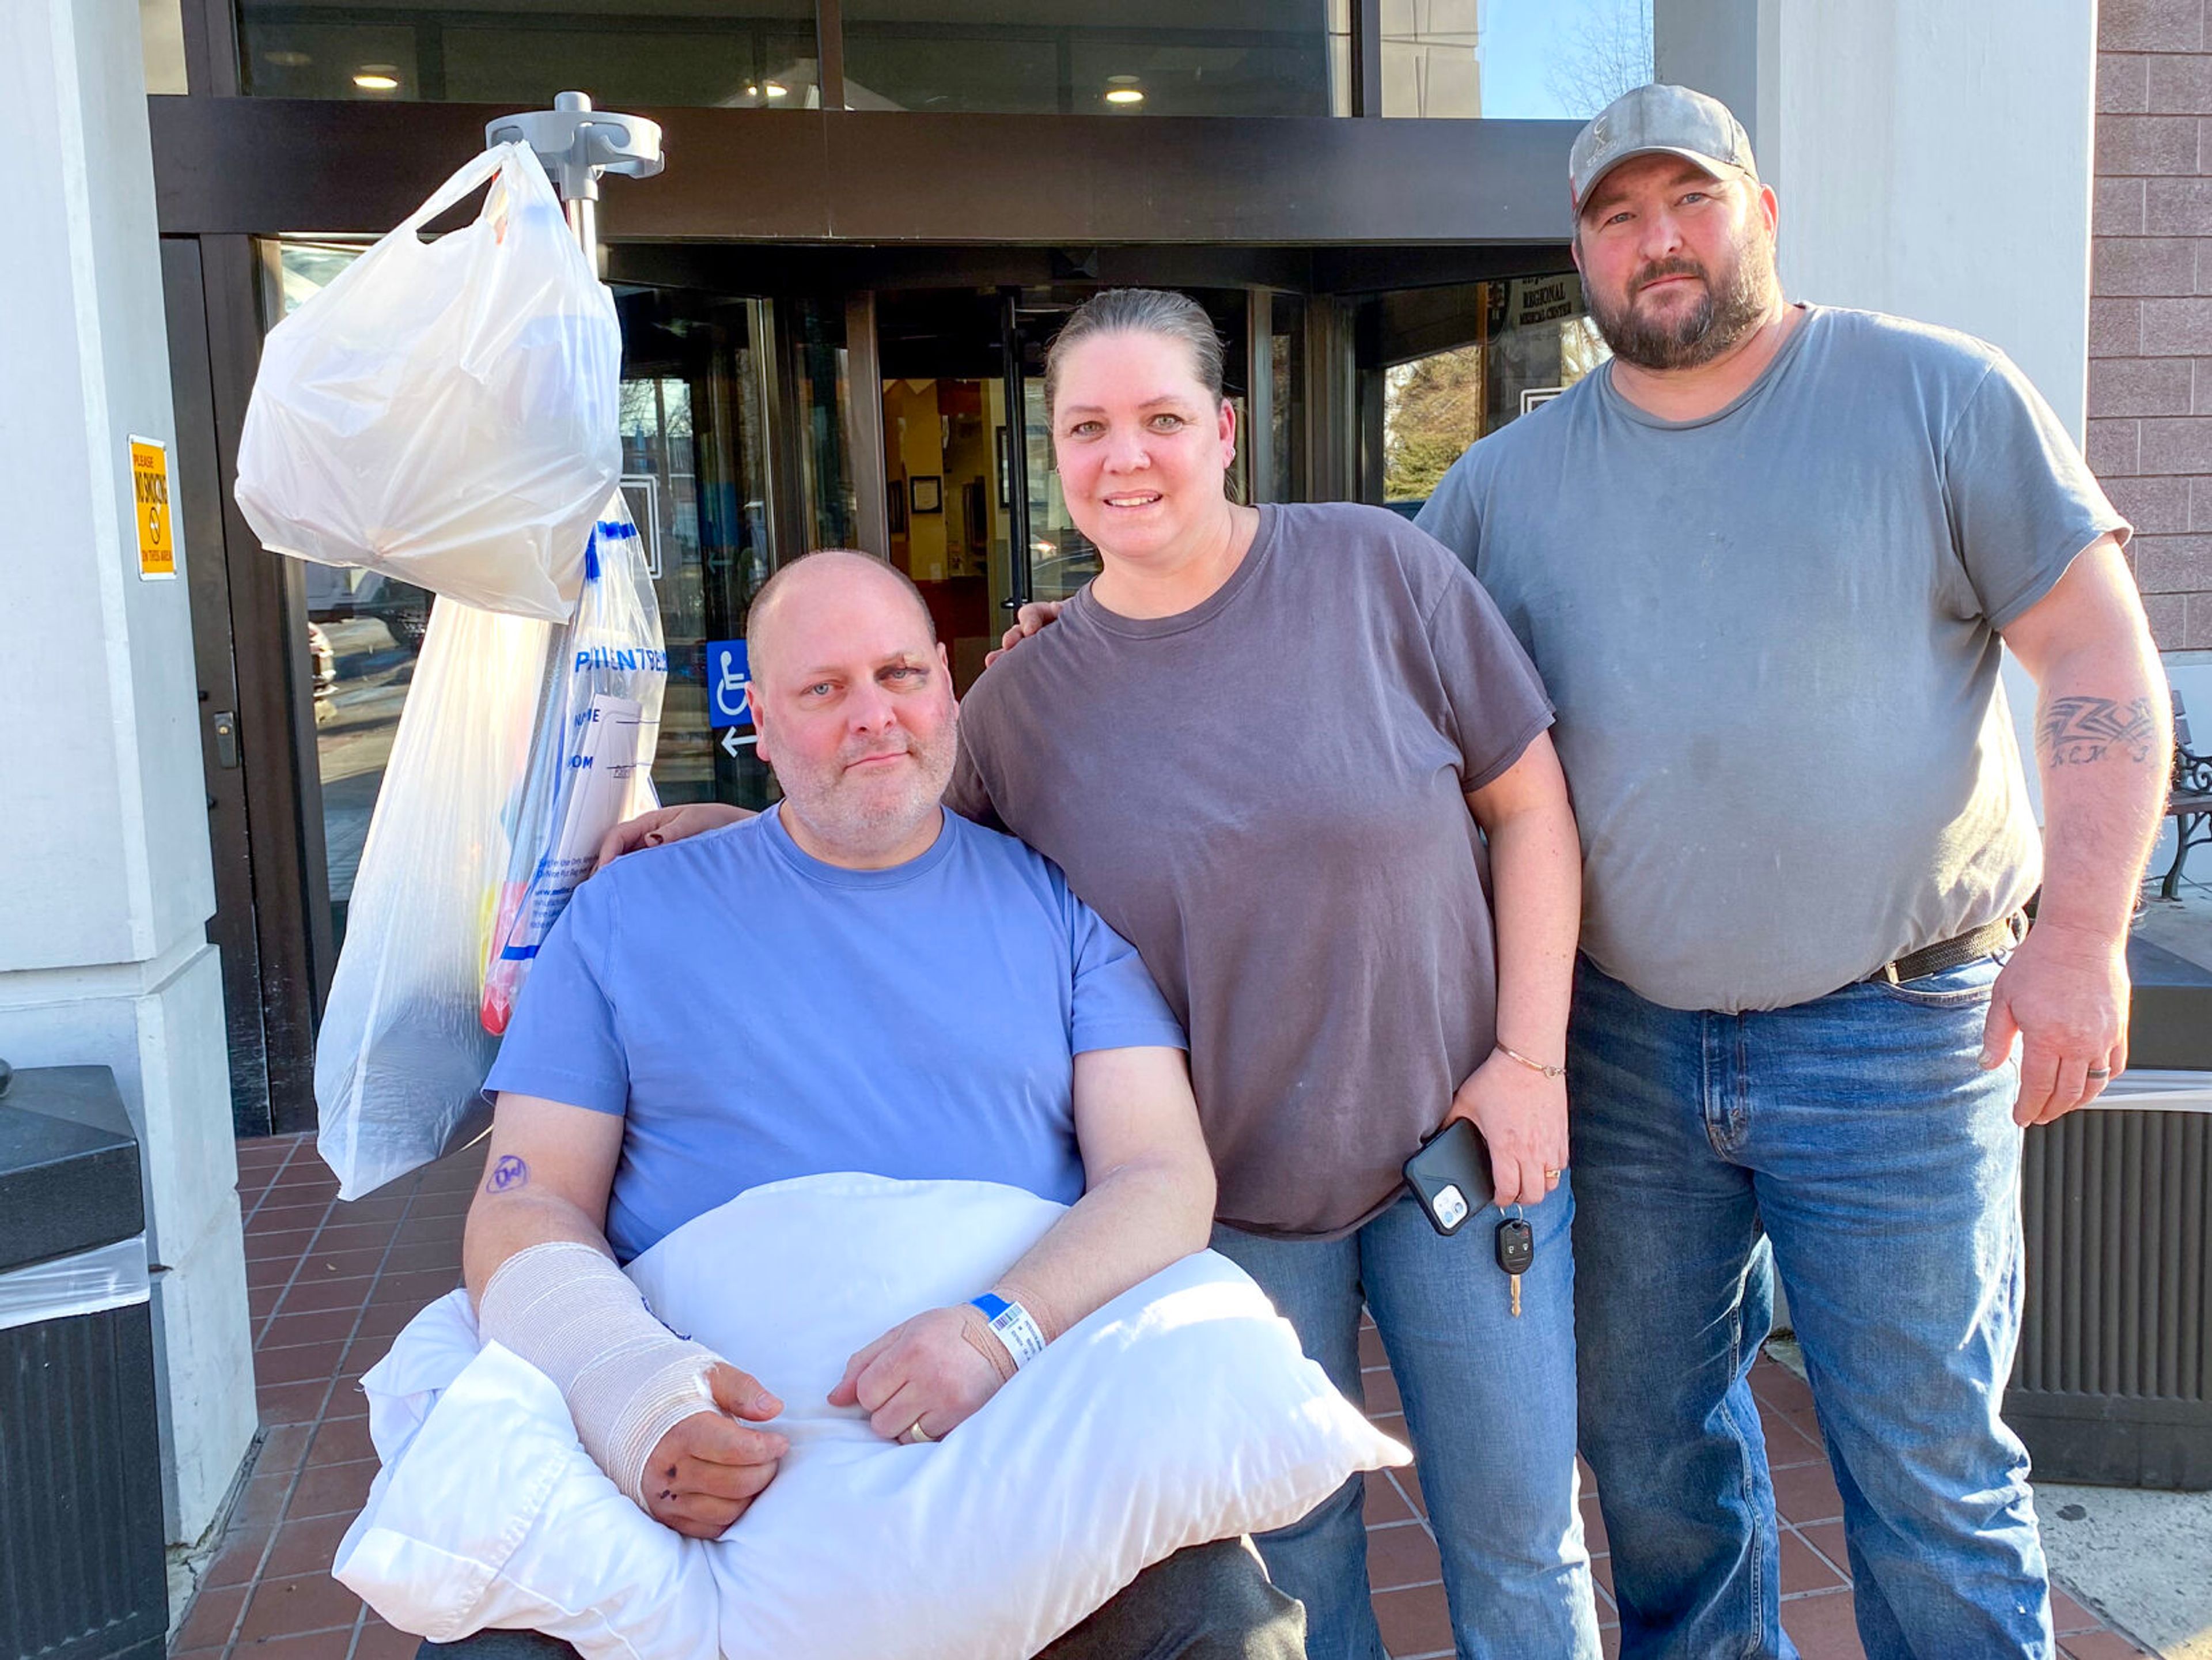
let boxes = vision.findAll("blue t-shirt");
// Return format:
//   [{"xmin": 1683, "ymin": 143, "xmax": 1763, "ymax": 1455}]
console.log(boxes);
[{"xmin": 485, "ymin": 806, "xmax": 1188, "ymax": 1261}]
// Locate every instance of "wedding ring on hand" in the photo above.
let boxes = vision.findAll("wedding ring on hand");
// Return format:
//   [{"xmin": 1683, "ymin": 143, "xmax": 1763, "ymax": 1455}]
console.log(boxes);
[
  {"xmin": 2086, "ymin": 1067, "xmax": 2111, "ymax": 1079},
  {"xmin": 1545, "ymin": 1169, "xmax": 1563, "ymax": 1181},
  {"xmin": 902, "ymin": 1419, "xmax": 933, "ymax": 1445}
]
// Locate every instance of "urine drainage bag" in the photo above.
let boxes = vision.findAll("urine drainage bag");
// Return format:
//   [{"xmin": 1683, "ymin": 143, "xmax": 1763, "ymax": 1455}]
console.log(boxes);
[
  {"xmin": 316, "ymin": 497, "xmax": 662, "ymax": 1197},
  {"xmin": 481, "ymin": 499, "xmax": 666, "ymax": 1035}
]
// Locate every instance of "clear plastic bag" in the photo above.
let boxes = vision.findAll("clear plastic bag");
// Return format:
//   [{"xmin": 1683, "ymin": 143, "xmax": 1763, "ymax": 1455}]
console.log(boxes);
[
  {"xmin": 315, "ymin": 598, "xmax": 552, "ymax": 1198},
  {"xmin": 481, "ymin": 497, "xmax": 666, "ymax": 1035},
  {"xmin": 234, "ymin": 142, "xmax": 621, "ymax": 622},
  {"xmin": 0, "ymin": 1237, "xmax": 149, "ymax": 1335}
]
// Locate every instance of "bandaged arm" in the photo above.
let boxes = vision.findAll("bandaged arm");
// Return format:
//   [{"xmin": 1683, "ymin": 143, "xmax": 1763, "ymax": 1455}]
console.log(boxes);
[
  {"xmin": 463, "ymin": 1095, "xmax": 733, "ymax": 1513},
  {"xmin": 477, "ymin": 1241, "xmax": 718, "ymax": 1508}
]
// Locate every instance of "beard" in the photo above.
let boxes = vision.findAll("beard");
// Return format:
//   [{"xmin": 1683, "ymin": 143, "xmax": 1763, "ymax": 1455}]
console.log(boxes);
[
  {"xmin": 1588, "ymin": 222, "xmax": 1778, "ymax": 372},
  {"xmin": 773, "ymin": 720, "xmax": 959, "ymax": 854}
]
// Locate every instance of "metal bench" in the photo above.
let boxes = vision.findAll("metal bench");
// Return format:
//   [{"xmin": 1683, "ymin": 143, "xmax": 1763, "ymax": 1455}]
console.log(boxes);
[{"xmin": 2160, "ymin": 689, "xmax": 2212, "ymax": 902}]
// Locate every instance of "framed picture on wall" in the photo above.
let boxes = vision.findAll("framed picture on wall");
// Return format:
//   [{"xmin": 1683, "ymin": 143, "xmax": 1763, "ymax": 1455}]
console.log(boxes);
[
  {"xmin": 995, "ymin": 426, "xmax": 1010, "ymax": 507},
  {"xmin": 911, "ymin": 475, "xmax": 943, "ymax": 515}
]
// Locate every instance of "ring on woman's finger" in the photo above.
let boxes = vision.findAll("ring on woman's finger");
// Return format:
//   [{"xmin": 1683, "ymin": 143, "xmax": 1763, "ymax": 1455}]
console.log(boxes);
[
  {"xmin": 902, "ymin": 1419, "xmax": 933, "ymax": 1445},
  {"xmin": 1545, "ymin": 1168, "xmax": 1562, "ymax": 1181}
]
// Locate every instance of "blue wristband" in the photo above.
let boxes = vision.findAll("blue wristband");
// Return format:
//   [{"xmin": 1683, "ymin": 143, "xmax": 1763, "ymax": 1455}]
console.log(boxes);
[{"xmin": 968, "ymin": 1293, "xmax": 1047, "ymax": 1369}]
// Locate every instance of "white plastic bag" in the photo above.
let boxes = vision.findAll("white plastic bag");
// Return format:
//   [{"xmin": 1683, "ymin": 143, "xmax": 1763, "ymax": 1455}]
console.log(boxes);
[
  {"xmin": 235, "ymin": 142, "xmax": 621, "ymax": 622},
  {"xmin": 482, "ymin": 497, "xmax": 666, "ymax": 1035},
  {"xmin": 316, "ymin": 598, "xmax": 551, "ymax": 1199}
]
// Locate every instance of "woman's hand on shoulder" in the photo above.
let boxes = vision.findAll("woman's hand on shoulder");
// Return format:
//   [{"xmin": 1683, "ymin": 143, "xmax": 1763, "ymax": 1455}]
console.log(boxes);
[
  {"xmin": 1445, "ymin": 1050, "xmax": 1568, "ymax": 1209},
  {"xmin": 594, "ymin": 803, "xmax": 753, "ymax": 872},
  {"xmin": 986, "ymin": 599, "xmax": 1064, "ymax": 667}
]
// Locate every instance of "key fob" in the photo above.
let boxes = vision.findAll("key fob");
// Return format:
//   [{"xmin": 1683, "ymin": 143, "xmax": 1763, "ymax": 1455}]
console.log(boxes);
[{"xmin": 1494, "ymin": 1217, "xmax": 1535, "ymax": 1275}]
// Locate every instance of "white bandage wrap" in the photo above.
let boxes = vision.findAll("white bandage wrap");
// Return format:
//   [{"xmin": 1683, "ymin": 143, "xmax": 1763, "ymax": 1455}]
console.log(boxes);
[{"xmin": 478, "ymin": 1242, "xmax": 718, "ymax": 1511}]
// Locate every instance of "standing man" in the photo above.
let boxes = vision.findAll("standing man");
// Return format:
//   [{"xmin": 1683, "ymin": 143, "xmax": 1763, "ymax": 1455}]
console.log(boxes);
[{"xmin": 1415, "ymin": 84, "xmax": 2170, "ymax": 1660}]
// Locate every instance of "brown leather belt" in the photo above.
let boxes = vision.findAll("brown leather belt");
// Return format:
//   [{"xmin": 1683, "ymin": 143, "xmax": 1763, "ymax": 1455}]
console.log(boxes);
[{"xmin": 1861, "ymin": 913, "xmax": 2027, "ymax": 987}]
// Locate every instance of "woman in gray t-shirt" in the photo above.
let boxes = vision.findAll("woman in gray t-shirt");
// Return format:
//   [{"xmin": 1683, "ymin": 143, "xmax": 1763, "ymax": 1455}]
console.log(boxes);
[
  {"xmin": 956, "ymin": 292, "xmax": 1596, "ymax": 1660},
  {"xmin": 619, "ymin": 290, "xmax": 1597, "ymax": 1660}
]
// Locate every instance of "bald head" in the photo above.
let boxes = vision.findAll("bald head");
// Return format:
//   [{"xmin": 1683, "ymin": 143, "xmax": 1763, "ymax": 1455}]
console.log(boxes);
[
  {"xmin": 740, "ymin": 549, "xmax": 957, "ymax": 868},
  {"xmin": 746, "ymin": 550, "xmax": 937, "ymax": 686}
]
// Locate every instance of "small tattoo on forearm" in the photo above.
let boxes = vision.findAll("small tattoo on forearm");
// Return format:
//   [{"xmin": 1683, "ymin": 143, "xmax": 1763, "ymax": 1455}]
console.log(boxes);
[
  {"xmin": 2038, "ymin": 696, "xmax": 2157, "ymax": 766},
  {"xmin": 486, "ymin": 1155, "xmax": 530, "ymax": 1194}
]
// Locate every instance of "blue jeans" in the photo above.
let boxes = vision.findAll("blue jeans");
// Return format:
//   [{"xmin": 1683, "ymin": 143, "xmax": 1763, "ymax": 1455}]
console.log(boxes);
[
  {"xmin": 1213, "ymin": 1193, "xmax": 1599, "ymax": 1660},
  {"xmin": 1569, "ymin": 953, "xmax": 2052, "ymax": 1660}
]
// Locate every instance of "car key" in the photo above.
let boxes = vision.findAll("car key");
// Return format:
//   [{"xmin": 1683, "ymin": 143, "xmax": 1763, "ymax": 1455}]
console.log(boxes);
[{"xmin": 1495, "ymin": 1216, "xmax": 1534, "ymax": 1318}]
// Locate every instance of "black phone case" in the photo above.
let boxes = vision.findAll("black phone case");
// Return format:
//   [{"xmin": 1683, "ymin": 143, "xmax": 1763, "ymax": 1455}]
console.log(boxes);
[{"xmin": 1402, "ymin": 1118, "xmax": 1494, "ymax": 1237}]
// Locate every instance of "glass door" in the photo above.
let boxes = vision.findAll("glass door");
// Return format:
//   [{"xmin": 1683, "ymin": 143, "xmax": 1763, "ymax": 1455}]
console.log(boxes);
[{"xmin": 613, "ymin": 286, "xmax": 779, "ymax": 810}]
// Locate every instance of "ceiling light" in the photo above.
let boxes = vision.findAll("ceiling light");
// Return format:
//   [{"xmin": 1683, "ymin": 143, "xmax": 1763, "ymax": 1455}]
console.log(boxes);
[
  {"xmin": 352, "ymin": 66, "xmax": 400, "ymax": 90},
  {"xmin": 265, "ymin": 50, "xmax": 312, "ymax": 67},
  {"xmin": 1105, "ymin": 74, "xmax": 1144, "ymax": 105},
  {"xmin": 764, "ymin": 81, "xmax": 789, "ymax": 99}
]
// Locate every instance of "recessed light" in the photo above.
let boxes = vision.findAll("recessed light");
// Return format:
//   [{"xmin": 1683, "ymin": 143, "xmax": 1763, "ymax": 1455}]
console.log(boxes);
[
  {"xmin": 352, "ymin": 66, "xmax": 400, "ymax": 90},
  {"xmin": 265, "ymin": 50, "xmax": 312, "ymax": 67},
  {"xmin": 764, "ymin": 81, "xmax": 788, "ymax": 99},
  {"xmin": 1105, "ymin": 74, "xmax": 1144, "ymax": 105}
]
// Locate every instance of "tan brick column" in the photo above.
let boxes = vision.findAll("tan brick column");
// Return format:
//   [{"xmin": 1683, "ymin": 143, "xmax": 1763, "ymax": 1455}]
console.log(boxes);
[{"xmin": 2091, "ymin": 0, "xmax": 2212, "ymax": 648}]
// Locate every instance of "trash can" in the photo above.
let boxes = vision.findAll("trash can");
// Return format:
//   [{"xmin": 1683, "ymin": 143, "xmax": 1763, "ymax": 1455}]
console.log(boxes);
[
  {"xmin": 2006, "ymin": 936, "xmax": 2212, "ymax": 1490},
  {"xmin": 0, "ymin": 1064, "xmax": 167, "ymax": 1660}
]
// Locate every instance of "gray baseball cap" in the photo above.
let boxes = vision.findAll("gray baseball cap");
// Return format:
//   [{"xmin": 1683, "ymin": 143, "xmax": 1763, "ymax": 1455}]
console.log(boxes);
[{"xmin": 1569, "ymin": 83, "xmax": 1759, "ymax": 213}]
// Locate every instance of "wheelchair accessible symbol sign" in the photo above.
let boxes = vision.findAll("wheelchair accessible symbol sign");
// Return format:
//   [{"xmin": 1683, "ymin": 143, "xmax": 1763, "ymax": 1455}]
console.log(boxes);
[{"xmin": 706, "ymin": 638, "xmax": 756, "ymax": 758}]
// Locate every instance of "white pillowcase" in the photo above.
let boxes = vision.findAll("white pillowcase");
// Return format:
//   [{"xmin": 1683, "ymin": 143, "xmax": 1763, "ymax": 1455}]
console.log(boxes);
[{"xmin": 336, "ymin": 1173, "xmax": 1408, "ymax": 1660}]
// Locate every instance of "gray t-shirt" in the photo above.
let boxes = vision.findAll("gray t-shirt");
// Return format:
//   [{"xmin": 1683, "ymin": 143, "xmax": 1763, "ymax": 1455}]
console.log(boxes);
[
  {"xmin": 1416, "ymin": 305, "xmax": 2128, "ymax": 1014},
  {"xmin": 948, "ymin": 502, "xmax": 1554, "ymax": 1238}
]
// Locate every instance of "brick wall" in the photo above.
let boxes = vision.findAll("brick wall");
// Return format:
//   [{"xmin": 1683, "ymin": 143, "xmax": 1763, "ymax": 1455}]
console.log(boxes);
[{"xmin": 2092, "ymin": 0, "xmax": 2212, "ymax": 651}]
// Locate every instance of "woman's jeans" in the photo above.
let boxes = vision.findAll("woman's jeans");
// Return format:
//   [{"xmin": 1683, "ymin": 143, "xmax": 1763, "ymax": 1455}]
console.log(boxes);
[
  {"xmin": 1213, "ymin": 1193, "xmax": 1600, "ymax": 1660},
  {"xmin": 1569, "ymin": 952, "xmax": 2053, "ymax": 1660}
]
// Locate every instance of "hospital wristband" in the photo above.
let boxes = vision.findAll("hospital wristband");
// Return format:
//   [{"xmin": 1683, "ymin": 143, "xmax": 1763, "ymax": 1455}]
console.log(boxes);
[{"xmin": 969, "ymin": 1292, "xmax": 1048, "ymax": 1371}]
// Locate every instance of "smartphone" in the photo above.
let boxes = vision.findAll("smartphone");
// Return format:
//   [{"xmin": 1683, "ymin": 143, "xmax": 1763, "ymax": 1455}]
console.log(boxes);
[{"xmin": 1402, "ymin": 1118, "xmax": 1494, "ymax": 1237}]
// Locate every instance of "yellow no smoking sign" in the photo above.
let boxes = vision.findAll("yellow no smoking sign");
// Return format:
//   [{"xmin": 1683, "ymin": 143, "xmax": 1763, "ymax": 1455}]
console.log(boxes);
[{"xmin": 130, "ymin": 436, "xmax": 175, "ymax": 580}]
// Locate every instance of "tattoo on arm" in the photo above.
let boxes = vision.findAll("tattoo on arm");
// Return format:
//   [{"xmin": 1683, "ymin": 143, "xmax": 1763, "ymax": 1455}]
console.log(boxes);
[
  {"xmin": 486, "ymin": 1154, "xmax": 530, "ymax": 1194},
  {"xmin": 2037, "ymin": 696, "xmax": 2158, "ymax": 766}
]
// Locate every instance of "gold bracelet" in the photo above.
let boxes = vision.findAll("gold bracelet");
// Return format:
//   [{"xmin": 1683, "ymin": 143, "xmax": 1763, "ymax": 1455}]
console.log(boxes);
[{"xmin": 1496, "ymin": 1043, "xmax": 1566, "ymax": 1079}]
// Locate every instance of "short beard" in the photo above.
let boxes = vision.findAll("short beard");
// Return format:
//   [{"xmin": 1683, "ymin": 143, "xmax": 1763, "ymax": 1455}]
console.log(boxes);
[
  {"xmin": 774, "ymin": 724, "xmax": 958, "ymax": 857},
  {"xmin": 1588, "ymin": 224, "xmax": 1778, "ymax": 372}
]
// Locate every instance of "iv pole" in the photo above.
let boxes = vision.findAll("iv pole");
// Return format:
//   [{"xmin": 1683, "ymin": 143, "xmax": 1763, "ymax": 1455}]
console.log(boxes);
[{"xmin": 485, "ymin": 91, "xmax": 665, "ymax": 271}]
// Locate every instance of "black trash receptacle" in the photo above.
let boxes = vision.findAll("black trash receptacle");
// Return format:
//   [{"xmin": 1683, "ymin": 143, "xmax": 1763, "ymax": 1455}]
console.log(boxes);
[
  {"xmin": 2005, "ymin": 936, "xmax": 2212, "ymax": 1491},
  {"xmin": 0, "ymin": 1065, "xmax": 168, "ymax": 1660}
]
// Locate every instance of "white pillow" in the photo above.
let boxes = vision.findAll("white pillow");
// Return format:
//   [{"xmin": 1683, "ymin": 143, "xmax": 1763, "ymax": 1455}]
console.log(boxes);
[{"xmin": 336, "ymin": 1174, "xmax": 1408, "ymax": 1660}]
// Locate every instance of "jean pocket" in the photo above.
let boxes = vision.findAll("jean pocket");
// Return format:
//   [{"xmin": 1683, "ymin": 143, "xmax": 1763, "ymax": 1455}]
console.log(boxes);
[{"xmin": 1865, "ymin": 948, "xmax": 2009, "ymax": 1009}]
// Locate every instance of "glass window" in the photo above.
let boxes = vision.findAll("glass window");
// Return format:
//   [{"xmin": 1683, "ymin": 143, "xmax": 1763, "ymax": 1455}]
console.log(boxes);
[
  {"xmin": 1268, "ymin": 293, "xmax": 1306, "ymax": 502},
  {"xmin": 788, "ymin": 300, "xmax": 859, "ymax": 555},
  {"xmin": 1380, "ymin": 272, "xmax": 1604, "ymax": 514},
  {"xmin": 261, "ymin": 240, "xmax": 438, "ymax": 953},
  {"xmin": 1381, "ymin": 0, "xmax": 1653, "ymax": 119},
  {"xmin": 236, "ymin": 0, "xmax": 818, "ymax": 106},
  {"xmin": 141, "ymin": 0, "xmax": 188, "ymax": 93},
  {"xmin": 841, "ymin": 2, "xmax": 1342, "ymax": 116}
]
